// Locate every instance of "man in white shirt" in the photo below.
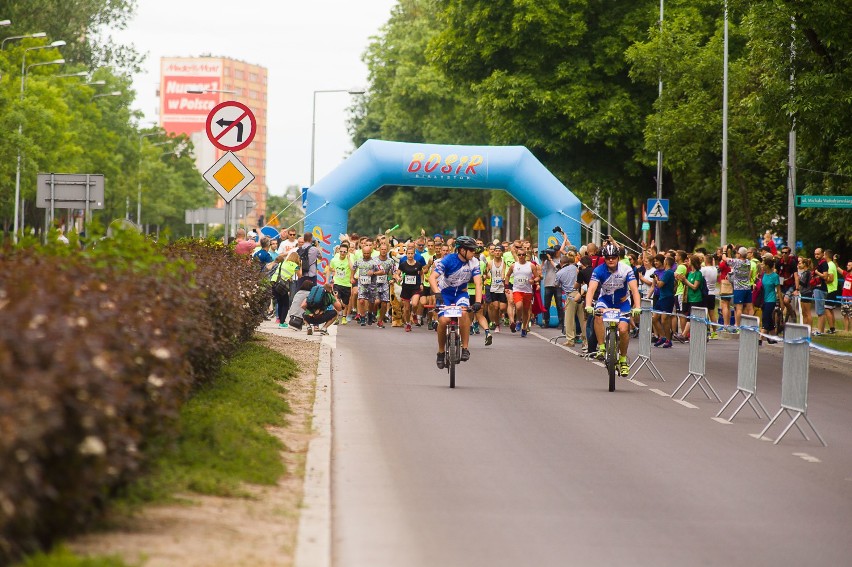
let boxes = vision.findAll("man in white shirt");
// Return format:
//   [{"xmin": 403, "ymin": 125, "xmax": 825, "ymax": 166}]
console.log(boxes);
[{"xmin": 277, "ymin": 228, "xmax": 299, "ymax": 257}]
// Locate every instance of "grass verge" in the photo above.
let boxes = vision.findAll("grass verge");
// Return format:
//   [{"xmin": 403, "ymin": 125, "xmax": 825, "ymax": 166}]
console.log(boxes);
[
  {"xmin": 119, "ymin": 339, "xmax": 299, "ymax": 504},
  {"xmin": 17, "ymin": 546, "xmax": 133, "ymax": 567},
  {"xmin": 812, "ymin": 330, "xmax": 852, "ymax": 353}
]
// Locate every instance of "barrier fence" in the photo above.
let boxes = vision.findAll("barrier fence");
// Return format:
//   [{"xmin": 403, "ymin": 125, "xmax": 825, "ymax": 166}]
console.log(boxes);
[
  {"xmin": 670, "ymin": 307, "xmax": 721, "ymax": 402},
  {"xmin": 628, "ymin": 299, "xmax": 665, "ymax": 382},
  {"xmin": 716, "ymin": 315, "xmax": 770, "ymax": 422}
]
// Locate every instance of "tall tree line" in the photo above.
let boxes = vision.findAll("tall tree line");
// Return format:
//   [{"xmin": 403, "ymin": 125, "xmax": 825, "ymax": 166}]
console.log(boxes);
[{"xmin": 351, "ymin": 0, "xmax": 851, "ymax": 253}]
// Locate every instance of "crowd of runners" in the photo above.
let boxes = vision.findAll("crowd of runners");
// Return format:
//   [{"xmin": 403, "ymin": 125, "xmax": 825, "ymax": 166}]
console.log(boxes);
[{"xmin": 235, "ymin": 226, "xmax": 852, "ymax": 364}]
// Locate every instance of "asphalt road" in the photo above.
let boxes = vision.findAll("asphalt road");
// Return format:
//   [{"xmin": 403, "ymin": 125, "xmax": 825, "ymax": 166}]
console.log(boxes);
[{"xmin": 331, "ymin": 321, "xmax": 852, "ymax": 567}]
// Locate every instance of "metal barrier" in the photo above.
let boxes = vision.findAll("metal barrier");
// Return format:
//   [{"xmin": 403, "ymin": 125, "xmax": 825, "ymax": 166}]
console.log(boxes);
[
  {"xmin": 757, "ymin": 323, "xmax": 827, "ymax": 446},
  {"xmin": 629, "ymin": 299, "xmax": 664, "ymax": 382},
  {"xmin": 716, "ymin": 315, "xmax": 770, "ymax": 421},
  {"xmin": 670, "ymin": 307, "xmax": 721, "ymax": 402}
]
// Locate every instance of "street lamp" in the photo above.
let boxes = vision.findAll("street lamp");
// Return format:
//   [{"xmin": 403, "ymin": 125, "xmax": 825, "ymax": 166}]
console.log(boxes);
[
  {"xmin": 85, "ymin": 80, "xmax": 105, "ymax": 86},
  {"xmin": 1, "ymin": 31, "xmax": 45, "ymax": 50},
  {"xmin": 310, "ymin": 87, "xmax": 366, "ymax": 186},
  {"xmin": 13, "ymin": 52, "xmax": 65, "ymax": 241},
  {"xmin": 92, "ymin": 90, "xmax": 121, "ymax": 100},
  {"xmin": 185, "ymin": 88, "xmax": 237, "ymax": 94},
  {"xmin": 55, "ymin": 70, "xmax": 88, "ymax": 79}
]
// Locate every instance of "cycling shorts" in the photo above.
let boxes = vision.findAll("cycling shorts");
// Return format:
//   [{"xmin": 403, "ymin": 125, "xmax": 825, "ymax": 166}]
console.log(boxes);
[
  {"xmin": 595, "ymin": 298, "xmax": 632, "ymax": 323},
  {"xmin": 439, "ymin": 289, "xmax": 470, "ymax": 316}
]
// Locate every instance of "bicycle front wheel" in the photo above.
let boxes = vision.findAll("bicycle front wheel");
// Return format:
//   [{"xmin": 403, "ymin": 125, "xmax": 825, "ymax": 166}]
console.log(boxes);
[
  {"xmin": 605, "ymin": 326, "xmax": 617, "ymax": 392},
  {"xmin": 447, "ymin": 328, "xmax": 458, "ymax": 388}
]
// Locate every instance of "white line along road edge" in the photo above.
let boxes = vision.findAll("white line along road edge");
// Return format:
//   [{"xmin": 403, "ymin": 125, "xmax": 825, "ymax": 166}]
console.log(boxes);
[{"xmin": 294, "ymin": 330, "xmax": 335, "ymax": 567}]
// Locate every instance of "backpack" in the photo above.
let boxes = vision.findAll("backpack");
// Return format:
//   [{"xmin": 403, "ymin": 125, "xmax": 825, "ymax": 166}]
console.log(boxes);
[
  {"xmin": 809, "ymin": 272, "xmax": 822, "ymax": 289},
  {"xmin": 306, "ymin": 285, "xmax": 326, "ymax": 311},
  {"xmin": 752, "ymin": 277, "xmax": 764, "ymax": 309},
  {"xmin": 699, "ymin": 273, "xmax": 710, "ymax": 299},
  {"xmin": 297, "ymin": 245, "xmax": 312, "ymax": 274}
]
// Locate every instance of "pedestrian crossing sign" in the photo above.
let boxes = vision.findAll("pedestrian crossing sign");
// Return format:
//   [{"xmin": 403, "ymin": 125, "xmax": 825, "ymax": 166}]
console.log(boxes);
[{"xmin": 647, "ymin": 198, "xmax": 669, "ymax": 221}]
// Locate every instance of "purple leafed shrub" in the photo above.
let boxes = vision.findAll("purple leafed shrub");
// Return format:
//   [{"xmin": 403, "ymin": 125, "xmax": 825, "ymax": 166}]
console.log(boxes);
[{"xmin": 0, "ymin": 235, "xmax": 270, "ymax": 562}]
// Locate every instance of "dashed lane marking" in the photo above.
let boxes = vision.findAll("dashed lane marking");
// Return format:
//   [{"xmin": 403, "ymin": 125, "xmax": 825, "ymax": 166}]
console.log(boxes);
[
  {"xmin": 792, "ymin": 452, "xmax": 822, "ymax": 463},
  {"xmin": 711, "ymin": 417, "xmax": 732, "ymax": 425},
  {"xmin": 749, "ymin": 433, "xmax": 773, "ymax": 442},
  {"xmin": 672, "ymin": 399, "xmax": 699, "ymax": 409},
  {"xmin": 626, "ymin": 379, "xmax": 646, "ymax": 387},
  {"xmin": 649, "ymin": 388, "xmax": 670, "ymax": 397}
]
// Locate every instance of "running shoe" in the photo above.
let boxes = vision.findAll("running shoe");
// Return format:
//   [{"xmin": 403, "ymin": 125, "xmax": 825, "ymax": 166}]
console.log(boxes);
[
  {"xmin": 279, "ymin": 322, "xmax": 289, "ymax": 329},
  {"xmin": 510, "ymin": 322, "xmax": 517, "ymax": 333},
  {"xmin": 436, "ymin": 353, "xmax": 445, "ymax": 369},
  {"xmin": 484, "ymin": 330, "xmax": 493, "ymax": 346},
  {"xmin": 360, "ymin": 319, "xmax": 367, "ymax": 327},
  {"xmin": 340, "ymin": 316, "xmax": 348, "ymax": 325},
  {"xmin": 813, "ymin": 331, "xmax": 823, "ymax": 336},
  {"xmin": 473, "ymin": 322, "xmax": 480, "ymax": 335},
  {"xmin": 368, "ymin": 314, "xmax": 375, "ymax": 326},
  {"xmin": 377, "ymin": 320, "xmax": 385, "ymax": 328},
  {"xmin": 828, "ymin": 328, "xmax": 836, "ymax": 335},
  {"xmin": 673, "ymin": 333, "xmax": 686, "ymax": 344},
  {"xmin": 618, "ymin": 358, "xmax": 630, "ymax": 376},
  {"xmin": 521, "ymin": 329, "xmax": 527, "ymax": 338},
  {"xmin": 317, "ymin": 328, "xmax": 329, "ymax": 335},
  {"xmin": 274, "ymin": 318, "xmax": 280, "ymax": 324},
  {"xmin": 653, "ymin": 337, "xmax": 666, "ymax": 347},
  {"xmin": 307, "ymin": 326, "xmax": 313, "ymax": 335},
  {"xmin": 460, "ymin": 348, "xmax": 471, "ymax": 362},
  {"xmin": 595, "ymin": 345, "xmax": 606, "ymax": 359},
  {"xmin": 489, "ymin": 321, "xmax": 496, "ymax": 331},
  {"xmin": 354, "ymin": 313, "xmax": 362, "ymax": 322},
  {"xmin": 405, "ymin": 323, "xmax": 412, "ymax": 332},
  {"xmin": 662, "ymin": 339, "xmax": 673, "ymax": 348}
]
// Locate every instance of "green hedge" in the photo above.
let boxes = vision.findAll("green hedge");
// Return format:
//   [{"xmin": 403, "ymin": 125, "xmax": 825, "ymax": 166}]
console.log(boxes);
[{"xmin": 0, "ymin": 233, "xmax": 271, "ymax": 564}]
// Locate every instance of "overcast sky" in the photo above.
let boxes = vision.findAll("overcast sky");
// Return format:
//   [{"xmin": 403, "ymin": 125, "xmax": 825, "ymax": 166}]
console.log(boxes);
[{"xmin": 111, "ymin": 0, "xmax": 397, "ymax": 195}]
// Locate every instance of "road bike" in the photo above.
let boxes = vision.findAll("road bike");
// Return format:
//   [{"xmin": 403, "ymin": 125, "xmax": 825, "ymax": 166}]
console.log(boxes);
[
  {"xmin": 597, "ymin": 308, "xmax": 629, "ymax": 392},
  {"xmin": 436, "ymin": 304, "xmax": 469, "ymax": 388}
]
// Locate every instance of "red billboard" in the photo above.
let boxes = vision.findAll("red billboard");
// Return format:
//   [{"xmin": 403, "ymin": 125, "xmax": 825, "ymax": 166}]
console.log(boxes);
[{"xmin": 160, "ymin": 58, "xmax": 223, "ymax": 136}]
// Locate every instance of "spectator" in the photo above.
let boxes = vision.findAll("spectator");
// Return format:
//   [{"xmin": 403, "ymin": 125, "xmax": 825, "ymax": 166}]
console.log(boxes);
[
  {"xmin": 540, "ymin": 245, "xmax": 564, "ymax": 330},
  {"xmin": 762, "ymin": 231, "xmax": 778, "ymax": 256},
  {"xmin": 555, "ymin": 252, "xmax": 580, "ymax": 344},
  {"xmin": 841, "ymin": 260, "xmax": 852, "ymax": 332},
  {"xmin": 286, "ymin": 279, "xmax": 316, "ymax": 326},
  {"xmin": 277, "ymin": 228, "xmax": 299, "ymax": 256},
  {"xmin": 720, "ymin": 246, "xmax": 752, "ymax": 330},
  {"xmin": 271, "ymin": 251, "xmax": 301, "ymax": 326},
  {"xmin": 576, "ymin": 255, "xmax": 595, "ymax": 352},
  {"xmin": 652, "ymin": 254, "xmax": 676, "ymax": 348},
  {"xmin": 795, "ymin": 257, "xmax": 814, "ymax": 329},
  {"xmin": 777, "ymin": 245, "xmax": 798, "ymax": 322},
  {"xmin": 233, "ymin": 228, "xmax": 256, "ymax": 256},
  {"xmin": 296, "ymin": 232, "xmax": 321, "ymax": 289},
  {"xmin": 813, "ymin": 248, "xmax": 831, "ymax": 335},
  {"xmin": 700, "ymin": 253, "xmax": 719, "ymax": 339},
  {"xmin": 681, "ymin": 254, "xmax": 707, "ymax": 341},
  {"xmin": 824, "ymin": 249, "xmax": 839, "ymax": 334},
  {"xmin": 760, "ymin": 257, "xmax": 782, "ymax": 344},
  {"xmin": 301, "ymin": 282, "xmax": 343, "ymax": 335},
  {"xmin": 673, "ymin": 250, "xmax": 689, "ymax": 341},
  {"xmin": 252, "ymin": 237, "xmax": 275, "ymax": 274}
]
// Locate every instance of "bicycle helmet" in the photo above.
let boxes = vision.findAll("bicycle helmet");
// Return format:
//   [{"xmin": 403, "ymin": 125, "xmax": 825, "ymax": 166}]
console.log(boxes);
[
  {"xmin": 601, "ymin": 243, "xmax": 620, "ymax": 258},
  {"xmin": 454, "ymin": 235, "xmax": 478, "ymax": 251}
]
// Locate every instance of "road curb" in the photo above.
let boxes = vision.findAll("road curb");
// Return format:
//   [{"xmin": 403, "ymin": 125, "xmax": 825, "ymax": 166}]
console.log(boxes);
[{"xmin": 294, "ymin": 330, "xmax": 335, "ymax": 567}]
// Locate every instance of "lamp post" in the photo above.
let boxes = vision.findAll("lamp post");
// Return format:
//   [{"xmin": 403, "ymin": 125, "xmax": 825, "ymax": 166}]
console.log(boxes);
[
  {"xmin": 185, "ymin": 89, "xmax": 237, "ymax": 94},
  {"xmin": 137, "ymin": 135, "xmax": 169, "ymax": 227},
  {"xmin": 310, "ymin": 88, "xmax": 366, "ymax": 186},
  {"xmin": 91, "ymin": 90, "xmax": 121, "ymax": 100},
  {"xmin": 13, "ymin": 47, "xmax": 65, "ymax": 241},
  {"xmin": 1, "ymin": 31, "xmax": 45, "ymax": 50},
  {"xmin": 720, "ymin": 0, "xmax": 729, "ymax": 248}
]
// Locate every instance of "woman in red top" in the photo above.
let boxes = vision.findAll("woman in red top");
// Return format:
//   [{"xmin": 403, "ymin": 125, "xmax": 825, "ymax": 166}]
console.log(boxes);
[{"xmin": 718, "ymin": 248, "xmax": 733, "ymax": 328}]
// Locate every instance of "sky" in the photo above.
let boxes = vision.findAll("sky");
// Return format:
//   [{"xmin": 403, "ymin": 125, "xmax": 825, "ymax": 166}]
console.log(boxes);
[{"xmin": 111, "ymin": 0, "xmax": 398, "ymax": 195}]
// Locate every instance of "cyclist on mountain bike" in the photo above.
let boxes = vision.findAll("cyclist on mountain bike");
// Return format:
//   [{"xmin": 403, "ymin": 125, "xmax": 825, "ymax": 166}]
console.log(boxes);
[
  {"xmin": 584, "ymin": 242, "xmax": 642, "ymax": 376},
  {"xmin": 428, "ymin": 235, "xmax": 483, "ymax": 369}
]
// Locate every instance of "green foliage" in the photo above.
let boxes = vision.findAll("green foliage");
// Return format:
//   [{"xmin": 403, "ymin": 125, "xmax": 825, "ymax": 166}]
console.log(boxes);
[{"xmin": 18, "ymin": 546, "xmax": 134, "ymax": 567}]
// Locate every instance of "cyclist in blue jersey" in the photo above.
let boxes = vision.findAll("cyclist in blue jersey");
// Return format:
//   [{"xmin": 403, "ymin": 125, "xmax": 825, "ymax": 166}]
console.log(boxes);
[
  {"xmin": 428, "ymin": 236, "xmax": 483, "ymax": 369},
  {"xmin": 584, "ymin": 243, "xmax": 642, "ymax": 376}
]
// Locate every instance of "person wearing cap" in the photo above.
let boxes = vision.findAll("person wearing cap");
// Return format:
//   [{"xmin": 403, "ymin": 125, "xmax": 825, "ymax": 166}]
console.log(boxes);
[
  {"xmin": 720, "ymin": 246, "xmax": 753, "ymax": 330},
  {"xmin": 584, "ymin": 243, "xmax": 642, "ymax": 376}
]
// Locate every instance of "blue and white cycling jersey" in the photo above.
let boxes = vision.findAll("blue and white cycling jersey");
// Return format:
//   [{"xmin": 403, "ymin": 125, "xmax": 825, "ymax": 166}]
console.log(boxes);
[
  {"xmin": 590, "ymin": 261, "xmax": 636, "ymax": 306},
  {"xmin": 434, "ymin": 253, "xmax": 481, "ymax": 295}
]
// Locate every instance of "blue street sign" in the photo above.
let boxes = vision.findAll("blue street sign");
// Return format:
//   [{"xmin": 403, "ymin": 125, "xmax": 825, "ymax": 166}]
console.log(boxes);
[
  {"xmin": 647, "ymin": 198, "xmax": 670, "ymax": 221},
  {"xmin": 491, "ymin": 215, "xmax": 503, "ymax": 228},
  {"xmin": 301, "ymin": 187, "xmax": 308, "ymax": 209}
]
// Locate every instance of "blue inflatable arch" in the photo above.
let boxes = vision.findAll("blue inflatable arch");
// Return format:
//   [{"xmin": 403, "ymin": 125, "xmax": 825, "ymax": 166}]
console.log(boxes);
[{"xmin": 306, "ymin": 139, "xmax": 581, "ymax": 285}]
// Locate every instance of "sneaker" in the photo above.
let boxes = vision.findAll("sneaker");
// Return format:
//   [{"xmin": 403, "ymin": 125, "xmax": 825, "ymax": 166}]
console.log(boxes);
[
  {"xmin": 377, "ymin": 320, "xmax": 385, "ymax": 328},
  {"xmin": 495, "ymin": 325, "xmax": 501, "ymax": 333},
  {"xmin": 510, "ymin": 322, "xmax": 517, "ymax": 333},
  {"xmin": 581, "ymin": 344, "xmax": 589, "ymax": 353},
  {"xmin": 618, "ymin": 358, "xmax": 630, "ymax": 377},
  {"xmin": 460, "ymin": 348, "xmax": 471, "ymax": 362},
  {"xmin": 662, "ymin": 339, "xmax": 673, "ymax": 348},
  {"xmin": 340, "ymin": 316, "xmax": 348, "ymax": 325},
  {"xmin": 489, "ymin": 321, "xmax": 497, "ymax": 331},
  {"xmin": 595, "ymin": 345, "xmax": 606, "ymax": 360},
  {"xmin": 274, "ymin": 318, "xmax": 280, "ymax": 324},
  {"xmin": 360, "ymin": 319, "xmax": 367, "ymax": 327},
  {"xmin": 575, "ymin": 337, "xmax": 584, "ymax": 345},
  {"xmin": 279, "ymin": 322, "xmax": 289, "ymax": 329},
  {"xmin": 709, "ymin": 332, "xmax": 718, "ymax": 340},
  {"xmin": 368, "ymin": 314, "xmax": 375, "ymax": 326},
  {"xmin": 813, "ymin": 331, "xmax": 823, "ymax": 336},
  {"xmin": 436, "ymin": 353, "xmax": 445, "ymax": 369},
  {"xmin": 828, "ymin": 328, "xmax": 836, "ymax": 335},
  {"xmin": 317, "ymin": 328, "xmax": 329, "ymax": 335},
  {"xmin": 307, "ymin": 327, "xmax": 313, "ymax": 335},
  {"xmin": 673, "ymin": 333, "xmax": 686, "ymax": 344},
  {"xmin": 521, "ymin": 329, "xmax": 527, "ymax": 338},
  {"xmin": 653, "ymin": 337, "xmax": 666, "ymax": 347},
  {"xmin": 485, "ymin": 330, "xmax": 493, "ymax": 346},
  {"xmin": 405, "ymin": 323, "xmax": 412, "ymax": 332},
  {"xmin": 473, "ymin": 322, "xmax": 480, "ymax": 335},
  {"xmin": 354, "ymin": 313, "xmax": 362, "ymax": 322}
]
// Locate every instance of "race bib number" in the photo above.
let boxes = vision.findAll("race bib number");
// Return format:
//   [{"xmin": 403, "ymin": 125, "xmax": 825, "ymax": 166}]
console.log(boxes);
[
  {"xmin": 493, "ymin": 277, "xmax": 503, "ymax": 284},
  {"xmin": 844, "ymin": 280, "xmax": 851, "ymax": 290},
  {"xmin": 404, "ymin": 275, "xmax": 417, "ymax": 285},
  {"xmin": 336, "ymin": 268, "xmax": 347, "ymax": 278},
  {"xmin": 359, "ymin": 275, "xmax": 372, "ymax": 285},
  {"xmin": 443, "ymin": 305, "xmax": 463, "ymax": 318},
  {"xmin": 376, "ymin": 275, "xmax": 388, "ymax": 284},
  {"xmin": 515, "ymin": 276, "xmax": 529, "ymax": 286}
]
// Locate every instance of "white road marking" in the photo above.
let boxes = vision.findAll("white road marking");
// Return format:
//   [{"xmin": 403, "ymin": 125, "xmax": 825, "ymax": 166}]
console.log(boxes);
[
  {"xmin": 792, "ymin": 452, "xmax": 822, "ymax": 463},
  {"xmin": 672, "ymin": 399, "xmax": 699, "ymax": 409},
  {"xmin": 749, "ymin": 433, "xmax": 773, "ymax": 441},
  {"xmin": 649, "ymin": 388, "xmax": 670, "ymax": 397},
  {"xmin": 711, "ymin": 417, "xmax": 732, "ymax": 425},
  {"xmin": 626, "ymin": 379, "xmax": 646, "ymax": 387}
]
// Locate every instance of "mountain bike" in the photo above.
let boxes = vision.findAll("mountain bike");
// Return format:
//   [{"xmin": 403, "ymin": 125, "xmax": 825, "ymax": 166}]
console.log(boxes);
[
  {"xmin": 598, "ymin": 308, "xmax": 628, "ymax": 392},
  {"xmin": 436, "ymin": 304, "xmax": 469, "ymax": 388}
]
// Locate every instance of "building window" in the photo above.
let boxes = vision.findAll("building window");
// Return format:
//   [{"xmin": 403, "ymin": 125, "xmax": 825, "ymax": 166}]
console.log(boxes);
[
  {"xmin": 224, "ymin": 67, "xmax": 230, "ymax": 77},
  {"xmin": 235, "ymin": 69, "xmax": 244, "ymax": 80},
  {"xmin": 249, "ymin": 72, "xmax": 258, "ymax": 82}
]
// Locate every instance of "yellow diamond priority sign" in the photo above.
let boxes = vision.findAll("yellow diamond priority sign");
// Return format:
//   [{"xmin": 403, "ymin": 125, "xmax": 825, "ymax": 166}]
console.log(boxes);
[{"xmin": 203, "ymin": 151, "xmax": 255, "ymax": 203}]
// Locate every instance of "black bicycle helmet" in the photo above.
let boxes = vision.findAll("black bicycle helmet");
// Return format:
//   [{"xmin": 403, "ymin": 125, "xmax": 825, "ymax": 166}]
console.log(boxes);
[
  {"xmin": 601, "ymin": 243, "xmax": 620, "ymax": 258},
  {"xmin": 454, "ymin": 235, "xmax": 478, "ymax": 251}
]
